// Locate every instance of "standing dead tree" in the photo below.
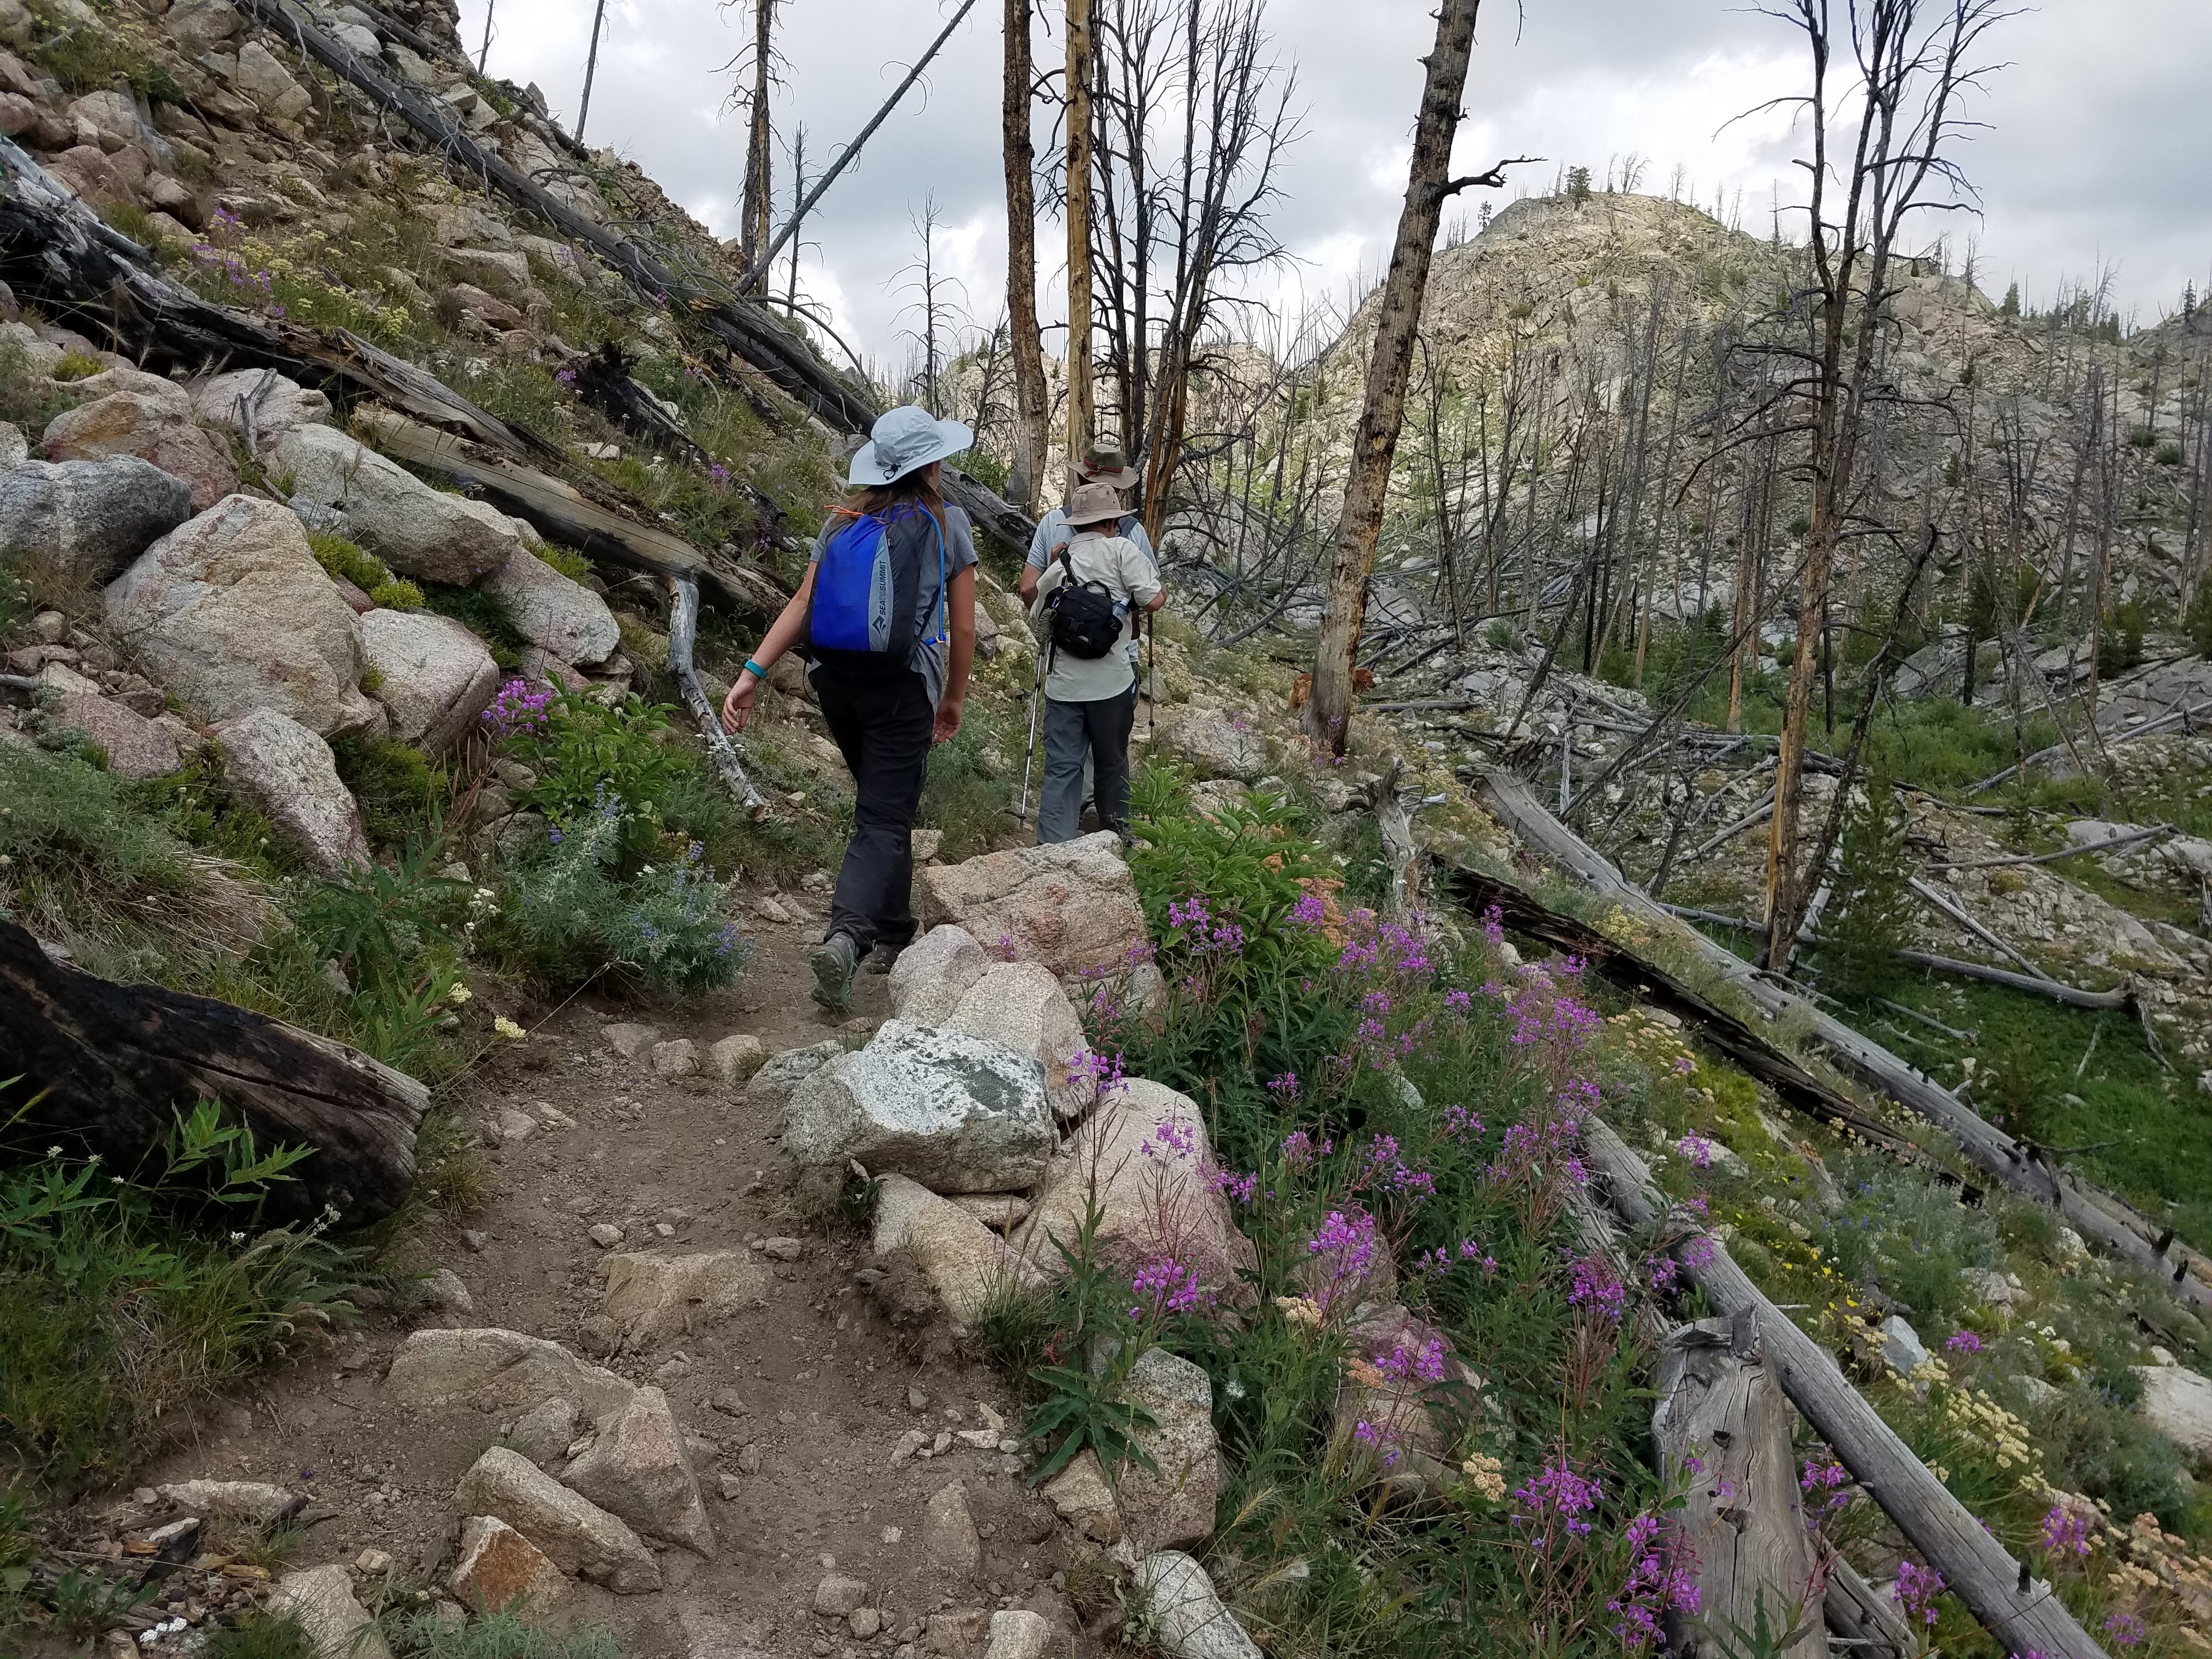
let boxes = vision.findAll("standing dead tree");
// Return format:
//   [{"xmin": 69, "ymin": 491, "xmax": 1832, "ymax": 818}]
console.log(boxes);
[
  {"xmin": 1003, "ymin": 0, "xmax": 1049, "ymax": 509},
  {"xmin": 723, "ymin": 0, "xmax": 778, "ymax": 294},
  {"xmin": 1304, "ymin": 0, "xmax": 1531, "ymax": 752},
  {"xmin": 575, "ymin": 0, "xmax": 609, "ymax": 141},
  {"xmin": 1754, "ymin": 0, "xmax": 2011, "ymax": 974}
]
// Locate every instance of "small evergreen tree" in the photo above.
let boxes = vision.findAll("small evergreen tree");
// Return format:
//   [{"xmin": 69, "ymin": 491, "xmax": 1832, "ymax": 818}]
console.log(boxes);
[
  {"xmin": 2000, "ymin": 280, "xmax": 2021, "ymax": 319},
  {"xmin": 1565, "ymin": 166, "xmax": 1592, "ymax": 204},
  {"xmin": 1819, "ymin": 767, "xmax": 1915, "ymax": 1001}
]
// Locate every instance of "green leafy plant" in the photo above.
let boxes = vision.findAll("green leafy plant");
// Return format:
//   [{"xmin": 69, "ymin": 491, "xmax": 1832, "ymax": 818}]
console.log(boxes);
[
  {"xmin": 290, "ymin": 825, "xmax": 465, "ymax": 1067},
  {"xmin": 330, "ymin": 736, "xmax": 449, "ymax": 850},
  {"xmin": 385, "ymin": 1606, "xmax": 620, "ymax": 1659},
  {"xmin": 487, "ymin": 794, "xmax": 747, "ymax": 994},
  {"xmin": 370, "ymin": 578, "xmax": 426, "ymax": 611},
  {"xmin": 535, "ymin": 543, "xmax": 595, "ymax": 584},
  {"xmin": 205, "ymin": 1610, "xmax": 317, "ymax": 1659},
  {"xmin": 503, "ymin": 691, "xmax": 682, "ymax": 861},
  {"xmin": 48, "ymin": 350, "xmax": 103, "ymax": 382}
]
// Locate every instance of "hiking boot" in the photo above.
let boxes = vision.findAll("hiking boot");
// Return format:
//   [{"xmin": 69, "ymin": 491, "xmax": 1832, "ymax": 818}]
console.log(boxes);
[
  {"xmin": 863, "ymin": 940, "xmax": 902, "ymax": 976},
  {"xmin": 810, "ymin": 932, "xmax": 859, "ymax": 1013}
]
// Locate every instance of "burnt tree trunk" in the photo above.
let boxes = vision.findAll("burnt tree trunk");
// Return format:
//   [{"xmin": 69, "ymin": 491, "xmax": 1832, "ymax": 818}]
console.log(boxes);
[
  {"xmin": 1655, "ymin": 1314, "xmax": 1830, "ymax": 1659},
  {"xmin": 0, "ymin": 921, "xmax": 427, "ymax": 1225},
  {"xmin": 1003, "ymin": 0, "xmax": 1048, "ymax": 510}
]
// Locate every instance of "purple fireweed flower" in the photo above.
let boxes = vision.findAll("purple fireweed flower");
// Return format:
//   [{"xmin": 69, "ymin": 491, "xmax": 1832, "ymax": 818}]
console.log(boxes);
[
  {"xmin": 1211, "ymin": 1168, "xmax": 1259, "ymax": 1204},
  {"xmin": 1444, "ymin": 988, "xmax": 1474, "ymax": 1014},
  {"xmin": 1511, "ymin": 1456, "xmax": 1604, "ymax": 1538},
  {"xmin": 1279, "ymin": 1128, "xmax": 1330, "ymax": 1166},
  {"xmin": 1351, "ymin": 1418, "xmax": 1400, "ymax": 1468},
  {"xmin": 480, "ymin": 676, "xmax": 552, "ymax": 734},
  {"xmin": 1376, "ymin": 1338, "xmax": 1447, "ymax": 1386},
  {"xmin": 1146, "ymin": 1119, "xmax": 1198, "ymax": 1162},
  {"xmin": 1609, "ymin": 1510, "xmax": 1701, "ymax": 1647},
  {"xmin": 1567, "ymin": 1252, "xmax": 1627, "ymax": 1321},
  {"xmin": 1267, "ymin": 1071, "xmax": 1300, "ymax": 1099},
  {"xmin": 1289, "ymin": 890, "xmax": 1328, "ymax": 928},
  {"xmin": 1674, "ymin": 1133, "xmax": 1718, "ymax": 1170},
  {"xmin": 1306, "ymin": 1209, "xmax": 1377, "ymax": 1310},
  {"xmin": 2040, "ymin": 1503, "xmax": 2092, "ymax": 1558},
  {"xmin": 1480, "ymin": 904, "xmax": 1506, "ymax": 950},
  {"xmin": 1946, "ymin": 1329, "xmax": 1983, "ymax": 1355},
  {"xmin": 1128, "ymin": 1255, "xmax": 1204, "ymax": 1322},
  {"xmin": 1679, "ymin": 1235, "xmax": 1718, "ymax": 1270},
  {"xmin": 1441, "ymin": 1104, "xmax": 1484, "ymax": 1142},
  {"xmin": 2103, "ymin": 1613, "xmax": 2147, "ymax": 1647},
  {"xmin": 1893, "ymin": 1560, "xmax": 1945, "ymax": 1627}
]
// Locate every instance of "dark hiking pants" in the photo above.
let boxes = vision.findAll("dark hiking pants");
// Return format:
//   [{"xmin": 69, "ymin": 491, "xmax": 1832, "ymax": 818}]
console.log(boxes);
[{"xmin": 814, "ymin": 666, "xmax": 934, "ymax": 952}]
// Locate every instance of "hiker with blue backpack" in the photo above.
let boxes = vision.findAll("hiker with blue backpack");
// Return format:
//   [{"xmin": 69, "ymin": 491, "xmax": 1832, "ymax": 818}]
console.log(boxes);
[
  {"xmin": 1027, "ymin": 478, "xmax": 1164, "ymax": 845},
  {"xmin": 719, "ymin": 405, "xmax": 978, "ymax": 1014}
]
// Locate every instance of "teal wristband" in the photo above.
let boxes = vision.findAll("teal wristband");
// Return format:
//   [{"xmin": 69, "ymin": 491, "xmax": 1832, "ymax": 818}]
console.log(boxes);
[{"xmin": 743, "ymin": 658, "xmax": 768, "ymax": 680}]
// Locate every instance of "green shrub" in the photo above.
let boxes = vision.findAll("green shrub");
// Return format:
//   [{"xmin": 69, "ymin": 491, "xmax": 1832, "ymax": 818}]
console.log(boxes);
[
  {"xmin": 306, "ymin": 531, "xmax": 393, "ymax": 594},
  {"xmin": 0, "ymin": 744, "xmax": 273, "ymax": 974},
  {"xmin": 369, "ymin": 579, "xmax": 425, "ymax": 611},
  {"xmin": 537, "ymin": 543, "xmax": 595, "ymax": 584},
  {"xmin": 330, "ymin": 735, "xmax": 448, "ymax": 850},
  {"xmin": 385, "ymin": 1607, "xmax": 619, "ymax": 1659},
  {"xmin": 2098, "ymin": 600, "xmax": 2149, "ymax": 678},
  {"xmin": 288, "ymin": 829, "xmax": 467, "ymax": 1071},
  {"xmin": 503, "ymin": 691, "xmax": 681, "ymax": 857},
  {"xmin": 205, "ymin": 1610, "xmax": 317, "ymax": 1659},
  {"xmin": 48, "ymin": 350, "xmax": 103, "ymax": 382},
  {"xmin": 421, "ymin": 583, "xmax": 526, "ymax": 670},
  {"xmin": 917, "ymin": 704, "xmax": 1012, "ymax": 860},
  {"xmin": 486, "ymin": 797, "xmax": 748, "ymax": 994}
]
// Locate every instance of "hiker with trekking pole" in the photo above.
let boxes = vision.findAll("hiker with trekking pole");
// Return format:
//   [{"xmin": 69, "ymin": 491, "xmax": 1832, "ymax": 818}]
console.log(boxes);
[
  {"xmin": 1021, "ymin": 478, "xmax": 1163, "ymax": 845},
  {"xmin": 719, "ymin": 405, "xmax": 978, "ymax": 1014}
]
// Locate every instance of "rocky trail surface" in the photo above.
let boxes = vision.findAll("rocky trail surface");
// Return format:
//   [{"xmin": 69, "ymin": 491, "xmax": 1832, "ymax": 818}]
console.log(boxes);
[{"xmin": 101, "ymin": 893, "xmax": 1089, "ymax": 1659}]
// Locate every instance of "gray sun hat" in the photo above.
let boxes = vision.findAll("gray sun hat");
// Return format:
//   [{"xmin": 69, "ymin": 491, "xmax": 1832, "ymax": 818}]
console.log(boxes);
[{"xmin": 847, "ymin": 405, "xmax": 974, "ymax": 488}]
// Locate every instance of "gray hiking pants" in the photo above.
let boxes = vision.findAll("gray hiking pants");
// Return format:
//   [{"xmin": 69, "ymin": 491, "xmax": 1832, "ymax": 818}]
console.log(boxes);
[{"xmin": 1039, "ymin": 684, "xmax": 1137, "ymax": 844}]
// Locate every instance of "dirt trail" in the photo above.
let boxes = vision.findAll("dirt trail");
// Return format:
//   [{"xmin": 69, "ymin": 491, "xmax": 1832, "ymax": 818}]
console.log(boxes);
[{"xmin": 134, "ymin": 894, "xmax": 1079, "ymax": 1659}]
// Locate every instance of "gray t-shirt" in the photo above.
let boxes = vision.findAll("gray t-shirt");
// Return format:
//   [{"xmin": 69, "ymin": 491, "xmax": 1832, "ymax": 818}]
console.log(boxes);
[
  {"xmin": 1030, "ymin": 506, "xmax": 1156, "ymax": 672},
  {"xmin": 807, "ymin": 503, "xmax": 978, "ymax": 706},
  {"xmin": 1030, "ymin": 529, "xmax": 1161, "ymax": 703}
]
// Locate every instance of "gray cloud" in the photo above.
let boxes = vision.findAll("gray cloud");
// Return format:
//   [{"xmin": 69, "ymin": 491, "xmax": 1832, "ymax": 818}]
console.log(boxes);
[{"xmin": 456, "ymin": 0, "xmax": 2212, "ymax": 363}]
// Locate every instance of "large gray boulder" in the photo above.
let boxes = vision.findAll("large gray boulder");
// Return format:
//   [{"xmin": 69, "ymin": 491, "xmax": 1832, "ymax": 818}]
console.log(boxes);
[
  {"xmin": 210, "ymin": 707, "xmax": 368, "ymax": 875},
  {"xmin": 2136, "ymin": 1362, "xmax": 2212, "ymax": 1456},
  {"xmin": 871, "ymin": 1173, "xmax": 1046, "ymax": 1324},
  {"xmin": 192, "ymin": 368, "xmax": 332, "ymax": 455},
  {"xmin": 916, "ymin": 833, "xmax": 1150, "ymax": 983},
  {"xmin": 479, "ymin": 545, "xmax": 619, "ymax": 667},
  {"xmin": 1132, "ymin": 1553, "xmax": 1262, "ymax": 1659},
  {"xmin": 1017, "ymin": 1079, "xmax": 1255, "ymax": 1308},
  {"xmin": 105, "ymin": 494, "xmax": 378, "ymax": 736},
  {"xmin": 43, "ymin": 685, "xmax": 180, "ymax": 777},
  {"xmin": 561, "ymin": 1384, "xmax": 715, "ymax": 1557},
  {"xmin": 358, "ymin": 607, "xmax": 500, "ymax": 751},
  {"xmin": 384, "ymin": 1327, "xmax": 635, "ymax": 1420},
  {"xmin": 266, "ymin": 1565, "xmax": 394, "ymax": 1659},
  {"xmin": 43, "ymin": 386, "xmax": 239, "ymax": 511},
  {"xmin": 943, "ymin": 960, "xmax": 1094, "ymax": 1122},
  {"xmin": 1156, "ymin": 710, "xmax": 1268, "ymax": 782},
  {"xmin": 1115, "ymin": 1348, "xmax": 1221, "ymax": 1554},
  {"xmin": 0, "ymin": 456, "xmax": 193, "ymax": 589},
  {"xmin": 887, "ymin": 923, "xmax": 991, "ymax": 1025},
  {"xmin": 452, "ymin": 1447, "xmax": 661, "ymax": 1594},
  {"xmin": 272, "ymin": 424, "xmax": 522, "ymax": 585},
  {"xmin": 783, "ymin": 1020, "xmax": 1054, "ymax": 1194}
]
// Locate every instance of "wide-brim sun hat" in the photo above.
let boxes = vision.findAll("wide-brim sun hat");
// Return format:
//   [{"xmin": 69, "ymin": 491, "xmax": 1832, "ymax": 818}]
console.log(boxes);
[
  {"xmin": 1074, "ymin": 443, "xmax": 1139, "ymax": 490},
  {"xmin": 1065, "ymin": 479, "xmax": 1126, "ymax": 529},
  {"xmin": 847, "ymin": 405, "xmax": 974, "ymax": 488}
]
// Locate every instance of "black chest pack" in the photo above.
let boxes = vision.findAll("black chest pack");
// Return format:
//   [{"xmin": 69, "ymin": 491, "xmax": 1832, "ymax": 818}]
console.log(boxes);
[{"xmin": 1043, "ymin": 524, "xmax": 1136, "ymax": 661}]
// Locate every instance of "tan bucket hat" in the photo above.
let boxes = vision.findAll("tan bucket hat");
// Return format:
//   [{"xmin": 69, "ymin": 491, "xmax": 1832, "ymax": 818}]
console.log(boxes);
[
  {"xmin": 1065, "ymin": 480, "xmax": 1126, "ymax": 529},
  {"xmin": 1074, "ymin": 443, "xmax": 1139, "ymax": 490}
]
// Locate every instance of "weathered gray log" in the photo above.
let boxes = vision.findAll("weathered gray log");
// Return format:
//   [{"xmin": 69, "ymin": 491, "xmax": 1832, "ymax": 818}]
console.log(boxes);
[
  {"xmin": 0, "ymin": 139, "xmax": 554, "ymax": 459},
  {"xmin": 1470, "ymin": 769, "xmax": 2212, "ymax": 1316},
  {"xmin": 1577, "ymin": 1109, "xmax": 2106, "ymax": 1659},
  {"xmin": 1926, "ymin": 824, "xmax": 2172, "ymax": 871},
  {"xmin": 353, "ymin": 410, "xmax": 790, "ymax": 620},
  {"xmin": 1655, "ymin": 1312, "xmax": 1829, "ymax": 1659},
  {"xmin": 0, "ymin": 919, "xmax": 426, "ymax": 1225},
  {"xmin": 1824, "ymin": 1559, "xmax": 1917, "ymax": 1659},
  {"xmin": 944, "ymin": 466, "xmax": 1039, "ymax": 567},
  {"xmin": 1905, "ymin": 875, "xmax": 2054, "ymax": 983},
  {"xmin": 230, "ymin": 0, "xmax": 879, "ymax": 433},
  {"xmin": 664, "ymin": 574, "xmax": 764, "ymax": 810}
]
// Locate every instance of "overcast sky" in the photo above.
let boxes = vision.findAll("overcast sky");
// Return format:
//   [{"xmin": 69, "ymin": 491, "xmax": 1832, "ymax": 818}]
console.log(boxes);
[{"xmin": 455, "ymin": 0, "xmax": 2212, "ymax": 370}]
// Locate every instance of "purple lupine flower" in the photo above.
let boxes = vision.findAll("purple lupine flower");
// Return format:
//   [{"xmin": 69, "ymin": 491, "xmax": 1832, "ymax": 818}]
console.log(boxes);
[{"xmin": 1893, "ymin": 1560, "xmax": 1945, "ymax": 1627}]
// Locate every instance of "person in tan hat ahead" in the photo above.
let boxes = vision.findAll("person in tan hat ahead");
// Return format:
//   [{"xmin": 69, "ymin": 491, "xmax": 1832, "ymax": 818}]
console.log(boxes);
[
  {"xmin": 1018, "ymin": 442, "xmax": 1156, "ymax": 609},
  {"xmin": 1028, "ymin": 478, "xmax": 1163, "ymax": 844}
]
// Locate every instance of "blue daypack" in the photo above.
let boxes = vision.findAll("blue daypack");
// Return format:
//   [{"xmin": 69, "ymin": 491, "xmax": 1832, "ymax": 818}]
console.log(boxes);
[{"xmin": 807, "ymin": 504, "xmax": 946, "ymax": 669}]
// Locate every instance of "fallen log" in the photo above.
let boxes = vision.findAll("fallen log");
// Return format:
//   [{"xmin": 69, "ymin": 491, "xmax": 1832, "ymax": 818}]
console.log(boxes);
[
  {"xmin": 1824, "ymin": 1560, "xmax": 1917, "ymax": 1659},
  {"xmin": 1579, "ymin": 1109, "xmax": 2106, "ymax": 1659},
  {"xmin": 231, "ymin": 0, "xmax": 879, "ymax": 434},
  {"xmin": 353, "ymin": 410, "xmax": 791, "ymax": 622},
  {"xmin": 664, "ymin": 574, "xmax": 764, "ymax": 811},
  {"xmin": 0, "ymin": 138, "xmax": 554, "ymax": 460},
  {"xmin": 1470, "ymin": 770, "xmax": 2212, "ymax": 1316},
  {"xmin": 1655, "ymin": 1312, "xmax": 1829, "ymax": 1659},
  {"xmin": 1905, "ymin": 875, "xmax": 2054, "ymax": 983},
  {"xmin": 0, "ymin": 919, "xmax": 426, "ymax": 1226}
]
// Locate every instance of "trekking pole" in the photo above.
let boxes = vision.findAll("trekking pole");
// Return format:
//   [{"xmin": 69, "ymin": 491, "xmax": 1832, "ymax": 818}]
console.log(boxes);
[{"xmin": 1017, "ymin": 639, "xmax": 1048, "ymax": 823}]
